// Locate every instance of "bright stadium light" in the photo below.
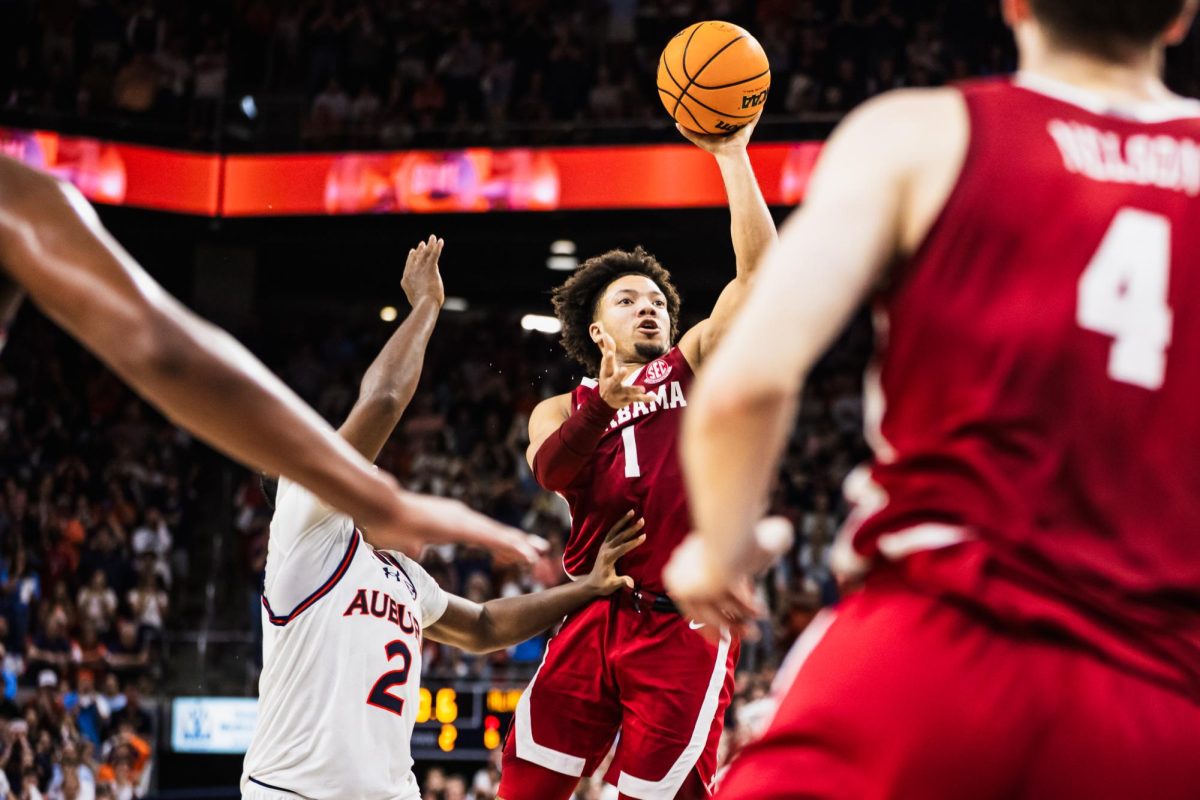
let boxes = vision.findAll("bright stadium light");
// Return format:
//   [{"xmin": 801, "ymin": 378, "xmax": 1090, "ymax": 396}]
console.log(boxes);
[
  {"xmin": 443, "ymin": 297, "xmax": 469, "ymax": 312},
  {"xmin": 241, "ymin": 95, "xmax": 258, "ymax": 119},
  {"xmin": 546, "ymin": 255, "xmax": 578, "ymax": 271},
  {"xmin": 521, "ymin": 314, "xmax": 562, "ymax": 334},
  {"xmin": 380, "ymin": 306, "xmax": 398, "ymax": 322},
  {"xmin": 550, "ymin": 239, "xmax": 576, "ymax": 255}
]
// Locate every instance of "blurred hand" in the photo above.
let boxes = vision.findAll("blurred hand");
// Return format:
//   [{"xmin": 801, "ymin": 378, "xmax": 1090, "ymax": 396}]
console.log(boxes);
[
  {"xmin": 597, "ymin": 331, "xmax": 657, "ymax": 409},
  {"xmin": 675, "ymin": 114, "xmax": 760, "ymax": 155},
  {"xmin": 584, "ymin": 510, "xmax": 647, "ymax": 596},
  {"xmin": 664, "ymin": 517, "xmax": 793, "ymax": 643},
  {"xmin": 377, "ymin": 489, "xmax": 549, "ymax": 566},
  {"xmin": 401, "ymin": 235, "xmax": 445, "ymax": 308}
]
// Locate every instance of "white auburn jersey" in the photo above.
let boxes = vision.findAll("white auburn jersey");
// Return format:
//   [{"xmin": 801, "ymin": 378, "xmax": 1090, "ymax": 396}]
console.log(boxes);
[{"xmin": 241, "ymin": 477, "xmax": 448, "ymax": 800}]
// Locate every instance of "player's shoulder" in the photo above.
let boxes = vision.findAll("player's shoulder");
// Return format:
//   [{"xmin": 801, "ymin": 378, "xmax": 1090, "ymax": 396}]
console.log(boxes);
[
  {"xmin": 378, "ymin": 548, "xmax": 449, "ymax": 624},
  {"xmin": 270, "ymin": 476, "xmax": 351, "ymax": 538},
  {"xmin": 531, "ymin": 391, "xmax": 574, "ymax": 422},
  {"xmin": 836, "ymin": 87, "xmax": 967, "ymax": 155},
  {"xmin": 821, "ymin": 87, "xmax": 970, "ymax": 206},
  {"xmin": 378, "ymin": 548, "xmax": 425, "ymax": 582}
]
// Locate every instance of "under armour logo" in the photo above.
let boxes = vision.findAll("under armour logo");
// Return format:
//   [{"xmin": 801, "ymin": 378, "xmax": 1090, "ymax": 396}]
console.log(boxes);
[{"xmin": 382, "ymin": 564, "xmax": 419, "ymax": 599}]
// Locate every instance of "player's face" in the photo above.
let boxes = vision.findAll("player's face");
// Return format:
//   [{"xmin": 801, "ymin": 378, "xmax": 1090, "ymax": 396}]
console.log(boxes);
[{"xmin": 590, "ymin": 274, "xmax": 671, "ymax": 363}]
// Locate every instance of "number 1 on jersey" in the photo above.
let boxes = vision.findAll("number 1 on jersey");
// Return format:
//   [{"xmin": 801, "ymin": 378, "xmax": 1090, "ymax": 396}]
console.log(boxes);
[
  {"xmin": 1077, "ymin": 208, "xmax": 1173, "ymax": 390},
  {"xmin": 621, "ymin": 426, "xmax": 641, "ymax": 478}
]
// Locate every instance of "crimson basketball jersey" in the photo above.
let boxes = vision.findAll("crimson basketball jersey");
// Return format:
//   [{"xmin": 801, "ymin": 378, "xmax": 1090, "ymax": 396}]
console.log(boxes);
[
  {"xmin": 561, "ymin": 345, "xmax": 693, "ymax": 593},
  {"xmin": 837, "ymin": 75, "xmax": 1200, "ymax": 696}
]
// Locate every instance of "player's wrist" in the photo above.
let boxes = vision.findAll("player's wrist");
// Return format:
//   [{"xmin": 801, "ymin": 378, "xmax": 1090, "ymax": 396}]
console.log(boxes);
[
  {"xmin": 408, "ymin": 294, "xmax": 443, "ymax": 312},
  {"xmin": 581, "ymin": 571, "xmax": 606, "ymax": 597},
  {"xmin": 581, "ymin": 390, "xmax": 620, "ymax": 420},
  {"xmin": 713, "ymin": 148, "xmax": 751, "ymax": 169}
]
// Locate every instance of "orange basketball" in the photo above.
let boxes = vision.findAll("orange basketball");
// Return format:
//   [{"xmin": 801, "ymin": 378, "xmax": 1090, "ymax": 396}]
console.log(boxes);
[{"xmin": 657, "ymin": 21, "xmax": 771, "ymax": 135}]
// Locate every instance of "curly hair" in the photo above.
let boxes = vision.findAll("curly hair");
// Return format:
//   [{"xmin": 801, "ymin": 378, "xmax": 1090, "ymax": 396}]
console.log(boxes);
[{"xmin": 550, "ymin": 246, "xmax": 682, "ymax": 375}]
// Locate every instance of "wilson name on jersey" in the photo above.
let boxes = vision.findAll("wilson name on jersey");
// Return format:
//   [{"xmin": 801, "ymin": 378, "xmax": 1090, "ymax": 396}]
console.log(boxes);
[{"xmin": 561, "ymin": 346, "xmax": 694, "ymax": 594}]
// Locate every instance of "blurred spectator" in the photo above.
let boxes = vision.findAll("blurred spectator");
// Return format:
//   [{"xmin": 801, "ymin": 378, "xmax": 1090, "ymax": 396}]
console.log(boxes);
[
  {"xmin": 588, "ymin": 66, "xmax": 625, "ymax": 121},
  {"xmin": 0, "ymin": 644, "xmax": 18, "ymax": 707},
  {"xmin": 75, "ymin": 576, "xmax": 116, "ymax": 639},
  {"xmin": 308, "ymin": 78, "xmax": 351, "ymax": 145},
  {"xmin": 102, "ymin": 621, "xmax": 146, "ymax": 685},
  {"xmin": 349, "ymin": 85, "xmax": 383, "ymax": 143},
  {"xmin": 128, "ymin": 512, "xmax": 170, "ymax": 589},
  {"xmin": 437, "ymin": 31, "xmax": 485, "ymax": 119},
  {"xmin": 152, "ymin": 37, "xmax": 192, "ymax": 120},
  {"xmin": 112, "ymin": 54, "xmax": 158, "ymax": 114},
  {"xmin": 27, "ymin": 621, "xmax": 71, "ymax": 678},
  {"xmin": 190, "ymin": 36, "xmax": 228, "ymax": 137},
  {"xmin": 63, "ymin": 670, "xmax": 109, "ymax": 758},
  {"xmin": 124, "ymin": 568, "xmax": 165, "ymax": 655}
]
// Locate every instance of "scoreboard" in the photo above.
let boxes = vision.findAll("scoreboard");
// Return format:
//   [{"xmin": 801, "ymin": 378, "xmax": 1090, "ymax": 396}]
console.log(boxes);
[
  {"xmin": 410, "ymin": 682, "xmax": 523, "ymax": 761},
  {"xmin": 170, "ymin": 682, "xmax": 526, "ymax": 764}
]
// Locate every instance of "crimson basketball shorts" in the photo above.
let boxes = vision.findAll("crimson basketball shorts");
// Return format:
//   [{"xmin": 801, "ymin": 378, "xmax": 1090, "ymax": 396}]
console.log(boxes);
[
  {"xmin": 715, "ymin": 573, "xmax": 1200, "ymax": 800},
  {"xmin": 500, "ymin": 591, "xmax": 739, "ymax": 800}
]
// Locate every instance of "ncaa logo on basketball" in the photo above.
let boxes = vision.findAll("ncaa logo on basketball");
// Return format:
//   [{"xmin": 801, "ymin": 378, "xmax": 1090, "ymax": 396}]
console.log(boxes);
[
  {"xmin": 741, "ymin": 89, "xmax": 768, "ymax": 109},
  {"xmin": 644, "ymin": 359, "xmax": 672, "ymax": 385}
]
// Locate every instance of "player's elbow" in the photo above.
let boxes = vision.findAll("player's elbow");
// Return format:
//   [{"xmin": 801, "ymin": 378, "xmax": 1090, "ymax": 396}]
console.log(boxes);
[
  {"xmin": 116, "ymin": 313, "xmax": 195, "ymax": 381},
  {"xmin": 356, "ymin": 389, "xmax": 406, "ymax": 421},
  {"xmin": 463, "ymin": 606, "xmax": 502, "ymax": 654},
  {"xmin": 459, "ymin": 637, "xmax": 493, "ymax": 655}
]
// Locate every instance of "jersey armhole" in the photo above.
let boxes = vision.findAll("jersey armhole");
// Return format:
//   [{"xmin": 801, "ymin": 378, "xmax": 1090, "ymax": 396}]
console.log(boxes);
[
  {"xmin": 896, "ymin": 87, "xmax": 979, "ymax": 282},
  {"xmin": 262, "ymin": 529, "xmax": 362, "ymax": 626}
]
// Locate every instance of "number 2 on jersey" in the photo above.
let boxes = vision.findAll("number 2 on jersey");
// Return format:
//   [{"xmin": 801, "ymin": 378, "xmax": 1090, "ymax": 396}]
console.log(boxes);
[
  {"xmin": 366, "ymin": 640, "xmax": 412, "ymax": 717},
  {"xmin": 1077, "ymin": 208, "xmax": 1173, "ymax": 390}
]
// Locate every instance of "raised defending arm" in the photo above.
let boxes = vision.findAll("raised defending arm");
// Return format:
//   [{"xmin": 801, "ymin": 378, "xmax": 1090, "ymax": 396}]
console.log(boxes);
[{"xmin": 338, "ymin": 236, "xmax": 444, "ymax": 462}]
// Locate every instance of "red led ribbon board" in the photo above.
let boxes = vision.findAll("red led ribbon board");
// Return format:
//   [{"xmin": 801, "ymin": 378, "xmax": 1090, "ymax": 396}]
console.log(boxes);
[
  {"xmin": 221, "ymin": 143, "xmax": 822, "ymax": 216},
  {"xmin": 1, "ymin": 126, "xmax": 822, "ymax": 217},
  {"xmin": 0, "ymin": 127, "xmax": 222, "ymax": 215}
]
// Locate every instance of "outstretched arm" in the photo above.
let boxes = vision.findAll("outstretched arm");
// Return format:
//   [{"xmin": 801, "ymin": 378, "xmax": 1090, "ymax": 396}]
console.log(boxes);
[
  {"xmin": 0, "ymin": 156, "xmax": 405, "ymax": 536},
  {"xmin": 0, "ymin": 158, "xmax": 542, "ymax": 563},
  {"xmin": 426, "ymin": 512, "xmax": 644, "ymax": 653},
  {"xmin": 676, "ymin": 119, "xmax": 778, "ymax": 366},
  {"xmin": 338, "ymin": 236, "xmax": 444, "ymax": 462}
]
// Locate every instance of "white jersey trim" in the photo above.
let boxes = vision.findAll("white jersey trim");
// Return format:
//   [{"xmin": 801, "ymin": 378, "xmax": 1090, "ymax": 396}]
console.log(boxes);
[
  {"xmin": 616, "ymin": 631, "xmax": 730, "ymax": 800},
  {"xmin": 261, "ymin": 530, "xmax": 361, "ymax": 626},
  {"xmin": 515, "ymin": 631, "xmax": 588, "ymax": 776},
  {"xmin": 1014, "ymin": 71, "xmax": 1200, "ymax": 123},
  {"xmin": 754, "ymin": 610, "xmax": 837, "ymax": 738},
  {"xmin": 877, "ymin": 523, "xmax": 971, "ymax": 560}
]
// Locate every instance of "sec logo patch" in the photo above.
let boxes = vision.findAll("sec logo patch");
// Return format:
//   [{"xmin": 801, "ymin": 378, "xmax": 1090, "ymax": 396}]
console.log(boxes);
[{"xmin": 644, "ymin": 359, "xmax": 672, "ymax": 385}]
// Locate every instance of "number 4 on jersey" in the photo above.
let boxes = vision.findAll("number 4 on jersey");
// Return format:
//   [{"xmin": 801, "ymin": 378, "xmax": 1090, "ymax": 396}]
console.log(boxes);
[{"xmin": 1077, "ymin": 208, "xmax": 1173, "ymax": 390}]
